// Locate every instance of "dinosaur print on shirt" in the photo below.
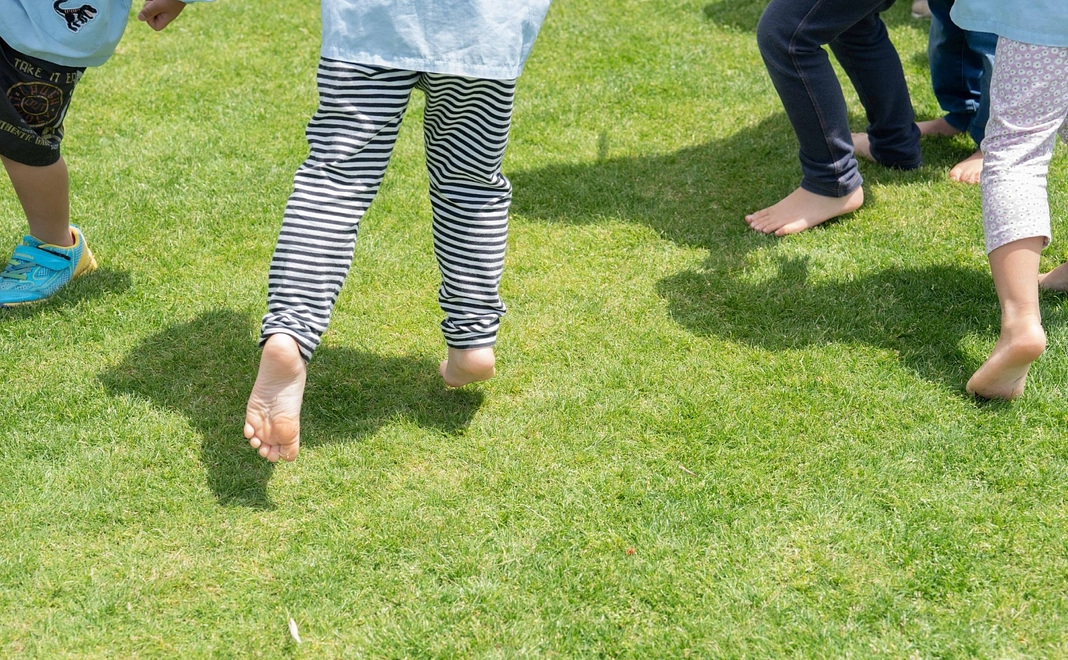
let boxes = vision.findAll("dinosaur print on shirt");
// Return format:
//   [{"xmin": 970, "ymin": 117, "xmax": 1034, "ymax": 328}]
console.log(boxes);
[{"xmin": 53, "ymin": 0, "xmax": 99, "ymax": 32}]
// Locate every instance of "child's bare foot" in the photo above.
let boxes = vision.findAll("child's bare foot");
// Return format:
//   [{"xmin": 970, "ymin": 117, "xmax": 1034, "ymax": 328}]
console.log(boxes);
[
  {"xmin": 948, "ymin": 150, "xmax": 983, "ymax": 184},
  {"xmin": 1039, "ymin": 262, "xmax": 1068, "ymax": 291},
  {"xmin": 966, "ymin": 323, "xmax": 1046, "ymax": 400},
  {"xmin": 745, "ymin": 186, "xmax": 864, "ymax": 236},
  {"xmin": 851, "ymin": 132, "xmax": 874, "ymax": 162},
  {"xmin": 245, "ymin": 333, "xmax": 306, "ymax": 462},
  {"xmin": 439, "ymin": 346, "xmax": 496, "ymax": 387},
  {"xmin": 917, "ymin": 117, "xmax": 962, "ymax": 137}
]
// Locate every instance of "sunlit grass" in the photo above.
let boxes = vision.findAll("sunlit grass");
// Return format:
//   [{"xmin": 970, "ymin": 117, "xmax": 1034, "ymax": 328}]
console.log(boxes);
[{"xmin": 1, "ymin": 0, "xmax": 1067, "ymax": 656}]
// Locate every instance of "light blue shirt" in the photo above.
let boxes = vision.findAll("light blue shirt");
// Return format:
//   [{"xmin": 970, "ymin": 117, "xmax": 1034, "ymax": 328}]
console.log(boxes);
[
  {"xmin": 951, "ymin": 0, "xmax": 1068, "ymax": 48},
  {"xmin": 321, "ymin": 0, "xmax": 553, "ymax": 80},
  {"xmin": 0, "ymin": 0, "xmax": 210, "ymax": 68}
]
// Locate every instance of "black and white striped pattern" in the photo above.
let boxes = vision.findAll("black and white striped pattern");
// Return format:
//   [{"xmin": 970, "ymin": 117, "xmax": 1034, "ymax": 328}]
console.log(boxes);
[{"xmin": 261, "ymin": 60, "xmax": 516, "ymax": 361}]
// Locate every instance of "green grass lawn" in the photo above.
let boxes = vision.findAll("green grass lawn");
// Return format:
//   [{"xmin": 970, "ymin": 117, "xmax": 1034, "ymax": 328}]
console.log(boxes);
[{"xmin": 3, "ymin": 0, "xmax": 1068, "ymax": 656}]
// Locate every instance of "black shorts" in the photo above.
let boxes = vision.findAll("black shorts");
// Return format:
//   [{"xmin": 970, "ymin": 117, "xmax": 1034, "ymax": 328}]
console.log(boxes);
[{"xmin": 0, "ymin": 37, "xmax": 85, "ymax": 166}]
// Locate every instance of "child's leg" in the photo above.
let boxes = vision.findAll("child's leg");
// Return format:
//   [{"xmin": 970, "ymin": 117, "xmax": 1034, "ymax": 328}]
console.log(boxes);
[
  {"xmin": 246, "ymin": 61, "xmax": 418, "ymax": 461},
  {"xmin": 951, "ymin": 21, "xmax": 995, "ymax": 187},
  {"xmin": 1, "ymin": 156, "xmax": 71, "ymax": 246},
  {"xmin": 1039, "ymin": 123, "xmax": 1068, "ymax": 291},
  {"xmin": 920, "ymin": 0, "xmax": 996, "ymax": 184},
  {"xmin": 418, "ymin": 73, "xmax": 515, "ymax": 386},
  {"xmin": 832, "ymin": 5, "xmax": 922, "ymax": 169},
  {"xmin": 916, "ymin": 0, "xmax": 968, "ymax": 146},
  {"xmin": 968, "ymin": 38, "xmax": 1068, "ymax": 399},
  {"xmin": 967, "ymin": 238, "xmax": 1046, "ymax": 399},
  {"xmin": 961, "ymin": 27, "xmax": 995, "ymax": 148},
  {"xmin": 0, "ymin": 40, "xmax": 92, "ymax": 306},
  {"xmin": 0, "ymin": 155, "xmax": 95, "ymax": 307},
  {"xmin": 943, "ymin": 29, "xmax": 994, "ymax": 184},
  {"xmin": 747, "ymin": 0, "xmax": 915, "ymax": 235},
  {"xmin": 924, "ymin": 0, "xmax": 977, "ymax": 138}
]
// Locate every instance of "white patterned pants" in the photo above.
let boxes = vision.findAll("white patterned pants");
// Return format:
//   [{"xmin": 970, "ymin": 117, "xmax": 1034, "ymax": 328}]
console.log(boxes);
[
  {"xmin": 982, "ymin": 37, "xmax": 1068, "ymax": 254},
  {"xmin": 261, "ymin": 60, "xmax": 516, "ymax": 361}
]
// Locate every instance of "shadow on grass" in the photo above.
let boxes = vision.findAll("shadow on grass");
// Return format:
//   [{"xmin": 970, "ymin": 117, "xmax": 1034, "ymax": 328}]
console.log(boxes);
[
  {"xmin": 99, "ymin": 309, "xmax": 483, "ymax": 509},
  {"xmin": 0, "ymin": 268, "xmax": 131, "ymax": 317},
  {"xmin": 513, "ymin": 114, "xmax": 792, "ymax": 274},
  {"xmin": 658, "ymin": 256, "xmax": 996, "ymax": 390},
  {"xmin": 511, "ymin": 113, "xmax": 941, "ymax": 264},
  {"xmin": 511, "ymin": 114, "xmax": 991, "ymax": 392}
]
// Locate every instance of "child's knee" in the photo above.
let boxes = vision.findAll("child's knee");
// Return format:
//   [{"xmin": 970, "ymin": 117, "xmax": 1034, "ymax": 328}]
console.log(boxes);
[{"xmin": 755, "ymin": 11, "xmax": 789, "ymax": 58}]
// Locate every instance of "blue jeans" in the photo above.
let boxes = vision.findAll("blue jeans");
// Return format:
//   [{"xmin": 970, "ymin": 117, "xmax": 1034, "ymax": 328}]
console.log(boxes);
[
  {"xmin": 926, "ymin": 0, "xmax": 995, "ymax": 147},
  {"xmin": 757, "ymin": 0, "xmax": 921, "ymax": 198}
]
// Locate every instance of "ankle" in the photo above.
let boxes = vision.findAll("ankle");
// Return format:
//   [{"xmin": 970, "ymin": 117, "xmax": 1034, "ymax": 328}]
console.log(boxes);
[
  {"xmin": 262, "ymin": 333, "xmax": 306, "ymax": 371},
  {"xmin": 31, "ymin": 227, "xmax": 75, "ymax": 248},
  {"xmin": 1000, "ymin": 320, "xmax": 1046, "ymax": 356},
  {"xmin": 450, "ymin": 346, "xmax": 495, "ymax": 374}
]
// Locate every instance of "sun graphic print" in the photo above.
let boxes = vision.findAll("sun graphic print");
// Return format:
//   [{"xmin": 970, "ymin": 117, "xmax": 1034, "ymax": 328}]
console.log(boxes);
[{"xmin": 7, "ymin": 82, "xmax": 65, "ymax": 128}]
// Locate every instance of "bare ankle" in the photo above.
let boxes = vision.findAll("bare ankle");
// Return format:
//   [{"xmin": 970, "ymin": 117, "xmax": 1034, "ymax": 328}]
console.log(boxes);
[
  {"xmin": 1003, "ymin": 322, "xmax": 1046, "ymax": 358},
  {"xmin": 263, "ymin": 333, "xmax": 303, "ymax": 363},
  {"xmin": 440, "ymin": 346, "xmax": 496, "ymax": 387},
  {"xmin": 917, "ymin": 117, "xmax": 961, "ymax": 137}
]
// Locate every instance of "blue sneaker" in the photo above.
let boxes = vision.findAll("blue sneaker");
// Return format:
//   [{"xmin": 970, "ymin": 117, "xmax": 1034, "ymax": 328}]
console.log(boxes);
[{"xmin": 0, "ymin": 226, "xmax": 98, "ymax": 306}]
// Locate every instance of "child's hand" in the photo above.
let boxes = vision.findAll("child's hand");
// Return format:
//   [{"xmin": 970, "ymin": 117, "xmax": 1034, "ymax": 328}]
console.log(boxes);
[{"xmin": 138, "ymin": 0, "xmax": 186, "ymax": 31}]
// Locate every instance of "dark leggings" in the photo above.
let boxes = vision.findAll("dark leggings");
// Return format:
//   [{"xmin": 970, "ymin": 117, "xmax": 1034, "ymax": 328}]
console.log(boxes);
[{"xmin": 757, "ymin": 0, "xmax": 921, "ymax": 197}]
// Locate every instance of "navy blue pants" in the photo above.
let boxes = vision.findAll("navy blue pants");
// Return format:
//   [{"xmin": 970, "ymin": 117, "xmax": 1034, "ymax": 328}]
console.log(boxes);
[
  {"xmin": 757, "ymin": 0, "xmax": 922, "ymax": 197},
  {"xmin": 927, "ymin": 0, "xmax": 996, "ymax": 147}
]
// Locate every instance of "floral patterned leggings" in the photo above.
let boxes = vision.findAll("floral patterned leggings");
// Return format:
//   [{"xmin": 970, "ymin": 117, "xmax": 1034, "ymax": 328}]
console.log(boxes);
[{"xmin": 982, "ymin": 37, "xmax": 1068, "ymax": 254}]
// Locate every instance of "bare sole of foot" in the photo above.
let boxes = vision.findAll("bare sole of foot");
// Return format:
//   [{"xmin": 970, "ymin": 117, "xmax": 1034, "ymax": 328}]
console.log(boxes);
[
  {"xmin": 966, "ymin": 326, "xmax": 1046, "ymax": 400},
  {"xmin": 744, "ymin": 186, "xmax": 864, "ymax": 236},
  {"xmin": 440, "ymin": 346, "xmax": 496, "ymax": 388},
  {"xmin": 949, "ymin": 150, "xmax": 983, "ymax": 184},
  {"xmin": 917, "ymin": 117, "xmax": 962, "ymax": 137},
  {"xmin": 1039, "ymin": 261, "xmax": 1068, "ymax": 291},
  {"xmin": 245, "ymin": 333, "xmax": 306, "ymax": 462}
]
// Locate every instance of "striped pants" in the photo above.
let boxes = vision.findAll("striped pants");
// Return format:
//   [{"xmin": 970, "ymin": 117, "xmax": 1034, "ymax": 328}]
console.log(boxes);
[
  {"xmin": 261, "ymin": 60, "xmax": 516, "ymax": 361},
  {"xmin": 982, "ymin": 38, "xmax": 1068, "ymax": 254}
]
